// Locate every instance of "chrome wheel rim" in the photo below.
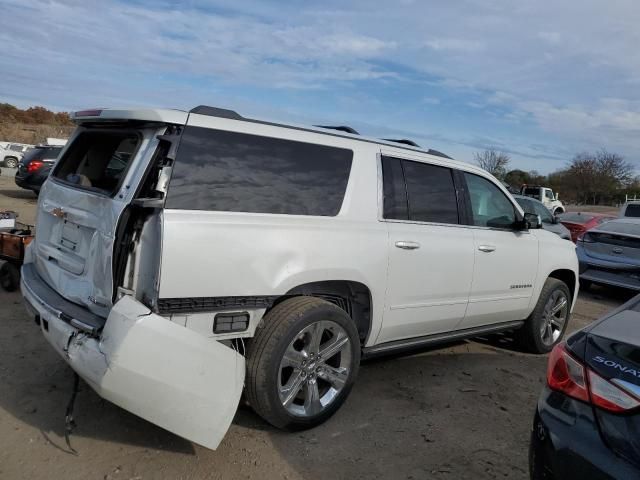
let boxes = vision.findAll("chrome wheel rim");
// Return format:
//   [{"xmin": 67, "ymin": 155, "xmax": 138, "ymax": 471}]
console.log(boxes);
[
  {"xmin": 278, "ymin": 320, "xmax": 352, "ymax": 417},
  {"xmin": 540, "ymin": 290, "xmax": 568, "ymax": 346}
]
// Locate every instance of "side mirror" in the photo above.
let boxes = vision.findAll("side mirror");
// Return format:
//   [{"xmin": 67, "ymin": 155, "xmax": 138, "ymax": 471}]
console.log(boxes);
[{"xmin": 523, "ymin": 212, "xmax": 542, "ymax": 229}]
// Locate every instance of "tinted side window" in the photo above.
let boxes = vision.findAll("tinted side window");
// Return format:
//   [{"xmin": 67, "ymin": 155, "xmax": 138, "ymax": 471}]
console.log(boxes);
[
  {"xmin": 464, "ymin": 173, "xmax": 516, "ymax": 228},
  {"xmin": 402, "ymin": 160, "xmax": 459, "ymax": 224},
  {"xmin": 166, "ymin": 127, "xmax": 353, "ymax": 216},
  {"xmin": 625, "ymin": 204, "xmax": 640, "ymax": 218},
  {"xmin": 382, "ymin": 157, "xmax": 408, "ymax": 220}
]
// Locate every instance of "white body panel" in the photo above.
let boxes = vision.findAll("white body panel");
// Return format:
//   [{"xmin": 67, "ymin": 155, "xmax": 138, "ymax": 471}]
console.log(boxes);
[
  {"xmin": 380, "ymin": 222, "xmax": 474, "ymax": 342},
  {"xmin": 463, "ymin": 229, "xmax": 539, "ymax": 327},
  {"xmin": 22, "ymin": 106, "xmax": 580, "ymax": 451}
]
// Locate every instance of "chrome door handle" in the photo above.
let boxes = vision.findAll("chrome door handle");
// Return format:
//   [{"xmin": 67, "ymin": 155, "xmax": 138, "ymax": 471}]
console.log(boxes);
[
  {"xmin": 478, "ymin": 245, "xmax": 496, "ymax": 253},
  {"xmin": 395, "ymin": 241, "xmax": 420, "ymax": 250}
]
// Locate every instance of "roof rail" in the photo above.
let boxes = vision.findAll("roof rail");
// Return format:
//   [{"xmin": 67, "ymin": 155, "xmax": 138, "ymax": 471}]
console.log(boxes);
[
  {"xmin": 383, "ymin": 138, "xmax": 420, "ymax": 147},
  {"xmin": 426, "ymin": 149, "xmax": 452, "ymax": 159},
  {"xmin": 314, "ymin": 125, "xmax": 360, "ymax": 135},
  {"xmin": 190, "ymin": 105, "xmax": 244, "ymax": 120}
]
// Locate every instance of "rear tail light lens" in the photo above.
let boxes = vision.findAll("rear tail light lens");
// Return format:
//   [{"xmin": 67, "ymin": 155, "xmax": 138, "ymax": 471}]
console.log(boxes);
[
  {"xmin": 577, "ymin": 232, "xmax": 593, "ymax": 243},
  {"xmin": 547, "ymin": 343, "xmax": 640, "ymax": 413},
  {"xmin": 74, "ymin": 109, "xmax": 102, "ymax": 117},
  {"xmin": 588, "ymin": 371, "xmax": 640, "ymax": 413},
  {"xmin": 26, "ymin": 160, "xmax": 44, "ymax": 173},
  {"xmin": 547, "ymin": 343, "xmax": 589, "ymax": 402}
]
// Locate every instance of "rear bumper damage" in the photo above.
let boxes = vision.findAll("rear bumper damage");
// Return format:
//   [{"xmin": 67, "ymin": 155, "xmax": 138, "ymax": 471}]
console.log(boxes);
[{"xmin": 21, "ymin": 263, "xmax": 245, "ymax": 449}]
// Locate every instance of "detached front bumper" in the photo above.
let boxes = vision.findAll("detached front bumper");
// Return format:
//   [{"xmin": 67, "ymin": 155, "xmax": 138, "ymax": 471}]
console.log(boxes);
[{"xmin": 21, "ymin": 262, "xmax": 245, "ymax": 450}]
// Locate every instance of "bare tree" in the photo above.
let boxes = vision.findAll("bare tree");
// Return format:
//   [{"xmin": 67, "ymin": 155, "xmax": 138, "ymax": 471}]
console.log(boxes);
[
  {"xmin": 556, "ymin": 149, "xmax": 634, "ymax": 204},
  {"xmin": 474, "ymin": 149, "xmax": 511, "ymax": 180}
]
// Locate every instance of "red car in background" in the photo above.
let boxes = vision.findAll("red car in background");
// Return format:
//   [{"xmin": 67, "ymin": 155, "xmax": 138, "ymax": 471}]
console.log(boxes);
[{"xmin": 558, "ymin": 212, "xmax": 615, "ymax": 242}]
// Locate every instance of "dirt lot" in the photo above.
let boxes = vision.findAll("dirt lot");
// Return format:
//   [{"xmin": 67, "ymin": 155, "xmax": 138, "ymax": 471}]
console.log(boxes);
[{"xmin": 0, "ymin": 170, "xmax": 634, "ymax": 480}]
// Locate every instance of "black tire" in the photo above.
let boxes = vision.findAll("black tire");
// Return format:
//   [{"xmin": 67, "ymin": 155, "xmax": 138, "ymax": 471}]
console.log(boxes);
[
  {"xmin": 246, "ymin": 296, "xmax": 360, "ymax": 430},
  {"xmin": 580, "ymin": 279, "xmax": 591, "ymax": 291},
  {"xmin": 4, "ymin": 157, "xmax": 18, "ymax": 169},
  {"xmin": 516, "ymin": 278, "xmax": 571, "ymax": 354},
  {"xmin": 0, "ymin": 262, "xmax": 20, "ymax": 292}
]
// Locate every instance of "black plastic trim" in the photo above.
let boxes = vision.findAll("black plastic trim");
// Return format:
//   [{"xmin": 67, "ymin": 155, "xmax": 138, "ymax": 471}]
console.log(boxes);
[
  {"xmin": 158, "ymin": 296, "xmax": 280, "ymax": 314},
  {"xmin": 189, "ymin": 105, "xmax": 244, "ymax": 119},
  {"xmin": 315, "ymin": 125, "xmax": 360, "ymax": 135},
  {"xmin": 362, "ymin": 320, "xmax": 525, "ymax": 359}
]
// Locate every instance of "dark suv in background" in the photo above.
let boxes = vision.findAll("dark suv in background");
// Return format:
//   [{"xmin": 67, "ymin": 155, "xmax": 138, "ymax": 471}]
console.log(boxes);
[{"xmin": 14, "ymin": 145, "xmax": 63, "ymax": 193}]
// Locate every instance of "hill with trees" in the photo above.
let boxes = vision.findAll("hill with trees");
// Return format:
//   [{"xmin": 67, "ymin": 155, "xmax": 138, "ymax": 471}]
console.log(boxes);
[{"xmin": 0, "ymin": 103, "xmax": 75, "ymax": 145}]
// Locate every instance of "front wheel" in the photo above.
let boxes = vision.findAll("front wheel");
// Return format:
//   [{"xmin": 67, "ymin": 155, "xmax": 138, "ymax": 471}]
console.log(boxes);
[
  {"xmin": 516, "ymin": 278, "xmax": 571, "ymax": 354},
  {"xmin": 246, "ymin": 296, "xmax": 360, "ymax": 430}
]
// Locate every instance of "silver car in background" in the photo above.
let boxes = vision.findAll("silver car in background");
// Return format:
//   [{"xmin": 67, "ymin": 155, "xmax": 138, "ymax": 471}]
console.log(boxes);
[
  {"xmin": 513, "ymin": 194, "xmax": 571, "ymax": 240},
  {"xmin": 577, "ymin": 218, "xmax": 640, "ymax": 290}
]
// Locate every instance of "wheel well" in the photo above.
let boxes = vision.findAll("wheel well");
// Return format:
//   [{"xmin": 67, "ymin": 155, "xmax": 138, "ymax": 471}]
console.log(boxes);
[
  {"xmin": 548, "ymin": 269, "xmax": 576, "ymax": 302},
  {"xmin": 554, "ymin": 207, "xmax": 565, "ymax": 214},
  {"xmin": 274, "ymin": 281, "xmax": 373, "ymax": 346}
]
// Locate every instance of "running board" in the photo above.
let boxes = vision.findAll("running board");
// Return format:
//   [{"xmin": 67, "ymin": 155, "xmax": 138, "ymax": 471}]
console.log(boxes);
[{"xmin": 362, "ymin": 320, "xmax": 525, "ymax": 359}]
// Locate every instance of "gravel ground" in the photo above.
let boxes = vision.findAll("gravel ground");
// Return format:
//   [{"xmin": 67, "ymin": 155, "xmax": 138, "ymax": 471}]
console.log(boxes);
[{"xmin": 0, "ymin": 171, "xmax": 634, "ymax": 480}]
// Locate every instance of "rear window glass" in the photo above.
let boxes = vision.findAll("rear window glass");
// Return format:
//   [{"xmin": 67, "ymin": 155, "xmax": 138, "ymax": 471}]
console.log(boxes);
[
  {"xmin": 523, "ymin": 187, "xmax": 539, "ymax": 196},
  {"xmin": 23, "ymin": 147, "xmax": 62, "ymax": 162},
  {"xmin": 166, "ymin": 126, "xmax": 353, "ymax": 216},
  {"xmin": 625, "ymin": 204, "xmax": 640, "ymax": 218},
  {"xmin": 52, "ymin": 130, "xmax": 139, "ymax": 195},
  {"xmin": 559, "ymin": 213, "xmax": 595, "ymax": 224}
]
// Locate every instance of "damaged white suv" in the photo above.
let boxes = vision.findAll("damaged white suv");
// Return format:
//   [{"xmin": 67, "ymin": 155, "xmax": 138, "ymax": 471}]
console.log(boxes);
[{"xmin": 21, "ymin": 106, "xmax": 579, "ymax": 449}]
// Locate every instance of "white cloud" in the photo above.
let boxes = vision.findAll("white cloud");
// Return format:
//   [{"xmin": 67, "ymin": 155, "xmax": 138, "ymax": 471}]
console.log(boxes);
[{"xmin": 1, "ymin": 0, "xmax": 640, "ymax": 167}]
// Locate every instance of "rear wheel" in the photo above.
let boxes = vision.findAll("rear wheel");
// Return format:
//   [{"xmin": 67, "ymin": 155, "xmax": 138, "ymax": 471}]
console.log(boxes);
[
  {"xmin": 517, "ymin": 278, "xmax": 571, "ymax": 353},
  {"xmin": 246, "ymin": 296, "xmax": 360, "ymax": 430},
  {"xmin": 4, "ymin": 157, "xmax": 18, "ymax": 169}
]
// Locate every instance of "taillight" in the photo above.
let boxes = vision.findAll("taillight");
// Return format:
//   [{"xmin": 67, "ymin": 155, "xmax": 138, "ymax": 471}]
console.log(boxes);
[
  {"xmin": 588, "ymin": 371, "xmax": 640, "ymax": 413},
  {"xmin": 547, "ymin": 343, "xmax": 589, "ymax": 402},
  {"xmin": 26, "ymin": 160, "xmax": 44, "ymax": 173},
  {"xmin": 577, "ymin": 232, "xmax": 593, "ymax": 243},
  {"xmin": 547, "ymin": 343, "xmax": 640, "ymax": 413}
]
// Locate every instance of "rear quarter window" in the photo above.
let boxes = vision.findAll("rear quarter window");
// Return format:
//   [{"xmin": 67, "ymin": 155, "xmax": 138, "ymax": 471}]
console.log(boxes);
[{"xmin": 166, "ymin": 127, "xmax": 353, "ymax": 216}]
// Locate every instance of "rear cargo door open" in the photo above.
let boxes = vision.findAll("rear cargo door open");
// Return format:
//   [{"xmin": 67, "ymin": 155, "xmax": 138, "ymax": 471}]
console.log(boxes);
[{"xmin": 33, "ymin": 125, "xmax": 167, "ymax": 319}]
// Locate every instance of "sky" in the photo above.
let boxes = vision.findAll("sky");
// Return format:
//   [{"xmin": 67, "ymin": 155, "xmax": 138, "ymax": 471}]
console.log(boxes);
[{"xmin": 1, "ymin": 0, "xmax": 640, "ymax": 173}]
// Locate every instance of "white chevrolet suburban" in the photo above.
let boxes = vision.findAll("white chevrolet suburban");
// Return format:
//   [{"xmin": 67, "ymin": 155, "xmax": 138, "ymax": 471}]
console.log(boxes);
[{"xmin": 21, "ymin": 106, "xmax": 579, "ymax": 449}]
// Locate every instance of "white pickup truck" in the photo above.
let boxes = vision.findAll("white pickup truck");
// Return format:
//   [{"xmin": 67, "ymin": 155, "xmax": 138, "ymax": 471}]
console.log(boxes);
[{"xmin": 521, "ymin": 185, "xmax": 565, "ymax": 215}]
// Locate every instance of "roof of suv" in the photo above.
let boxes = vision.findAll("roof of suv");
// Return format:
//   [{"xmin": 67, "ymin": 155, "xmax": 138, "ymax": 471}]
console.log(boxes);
[
  {"xmin": 72, "ymin": 105, "xmax": 454, "ymax": 159},
  {"xmin": 70, "ymin": 106, "xmax": 509, "ymax": 186}
]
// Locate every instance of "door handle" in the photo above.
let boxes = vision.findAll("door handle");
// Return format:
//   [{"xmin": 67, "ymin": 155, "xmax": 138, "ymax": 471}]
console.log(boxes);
[
  {"xmin": 478, "ymin": 245, "xmax": 496, "ymax": 253},
  {"xmin": 395, "ymin": 241, "xmax": 420, "ymax": 250}
]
